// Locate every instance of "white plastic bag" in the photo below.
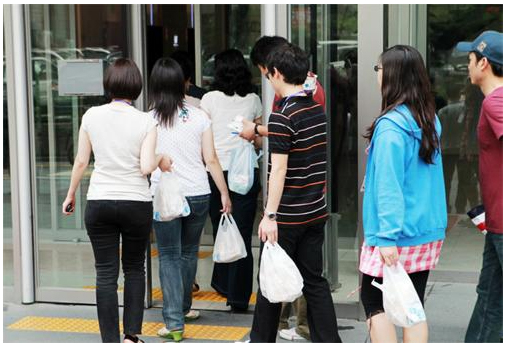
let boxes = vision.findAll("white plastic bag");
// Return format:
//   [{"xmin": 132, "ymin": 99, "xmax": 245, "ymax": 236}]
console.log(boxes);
[
  {"xmin": 228, "ymin": 140, "xmax": 256, "ymax": 195},
  {"xmin": 259, "ymin": 242, "xmax": 304, "ymax": 303},
  {"xmin": 153, "ymin": 172, "xmax": 190, "ymax": 222},
  {"xmin": 213, "ymin": 213, "xmax": 247, "ymax": 263},
  {"xmin": 371, "ymin": 262, "xmax": 426, "ymax": 327}
]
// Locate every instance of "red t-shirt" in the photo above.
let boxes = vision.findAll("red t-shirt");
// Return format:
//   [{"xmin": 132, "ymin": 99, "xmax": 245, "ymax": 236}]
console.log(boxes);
[
  {"xmin": 272, "ymin": 72, "xmax": 326, "ymax": 111},
  {"xmin": 477, "ymin": 86, "xmax": 503, "ymax": 234}
]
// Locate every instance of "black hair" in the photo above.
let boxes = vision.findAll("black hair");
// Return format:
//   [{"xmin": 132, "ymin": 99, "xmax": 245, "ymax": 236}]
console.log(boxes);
[
  {"xmin": 170, "ymin": 50, "xmax": 194, "ymax": 82},
  {"xmin": 365, "ymin": 45, "xmax": 439, "ymax": 164},
  {"xmin": 148, "ymin": 58, "xmax": 185, "ymax": 128},
  {"xmin": 265, "ymin": 42, "xmax": 309, "ymax": 85},
  {"xmin": 472, "ymin": 51, "xmax": 503, "ymax": 77},
  {"xmin": 211, "ymin": 49, "xmax": 255, "ymax": 97},
  {"xmin": 103, "ymin": 58, "xmax": 142, "ymax": 100},
  {"xmin": 250, "ymin": 35, "xmax": 287, "ymax": 67}
]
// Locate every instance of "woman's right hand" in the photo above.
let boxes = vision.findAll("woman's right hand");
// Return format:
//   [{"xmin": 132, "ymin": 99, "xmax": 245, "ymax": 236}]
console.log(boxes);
[
  {"xmin": 62, "ymin": 195, "xmax": 75, "ymax": 215},
  {"xmin": 379, "ymin": 246, "xmax": 399, "ymax": 267},
  {"xmin": 159, "ymin": 154, "xmax": 173, "ymax": 172},
  {"xmin": 220, "ymin": 193, "xmax": 232, "ymax": 214}
]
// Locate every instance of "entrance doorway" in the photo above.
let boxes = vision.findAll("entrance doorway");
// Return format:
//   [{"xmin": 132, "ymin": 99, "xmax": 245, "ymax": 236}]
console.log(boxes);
[{"xmin": 144, "ymin": 4, "xmax": 263, "ymax": 309}]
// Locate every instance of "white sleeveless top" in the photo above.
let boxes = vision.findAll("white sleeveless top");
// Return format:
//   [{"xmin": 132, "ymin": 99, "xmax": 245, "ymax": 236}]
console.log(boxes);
[{"xmin": 81, "ymin": 102, "xmax": 158, "ymax": 201}]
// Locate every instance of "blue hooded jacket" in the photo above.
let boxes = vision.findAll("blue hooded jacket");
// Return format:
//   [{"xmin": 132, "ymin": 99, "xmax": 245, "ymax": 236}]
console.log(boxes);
[{"xmin": 363, "ymin": 104, "xmax": 447, "ymax": 247}]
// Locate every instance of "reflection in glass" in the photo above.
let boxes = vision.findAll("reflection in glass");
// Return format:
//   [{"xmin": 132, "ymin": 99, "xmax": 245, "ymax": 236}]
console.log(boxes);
[
  {"xmin": 291, "ymin": 4, "xmax": 358, "ymax": 302},
  {"xmin": 199, "ymin": 5, "xmax": 261, "ymax": 92},
  {"xmin": 427, "ymin": 4, "xmax": 502, "ymax": 215},
  {"xmin": 426, "ymin": 4, "xmax": 502, "ymax": 274},
  {"xmin": 29, "ymin": 4, "xmax": 129, "ymax": 289}
]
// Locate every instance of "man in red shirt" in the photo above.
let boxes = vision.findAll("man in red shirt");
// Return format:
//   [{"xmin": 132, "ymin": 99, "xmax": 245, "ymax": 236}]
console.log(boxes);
[{"xmin": 457, "ymin": 30, "xmax": 503, "ymax": 343}]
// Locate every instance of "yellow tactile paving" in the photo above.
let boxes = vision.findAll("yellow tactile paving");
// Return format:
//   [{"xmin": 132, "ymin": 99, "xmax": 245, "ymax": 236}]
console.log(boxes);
[
  {"xmin": 151, "ymin": 288, "xmax": 257, "ymax": 304},
  {"xmin": 8, "ymin": 316, "xmax": 250, "ymax": 341}
]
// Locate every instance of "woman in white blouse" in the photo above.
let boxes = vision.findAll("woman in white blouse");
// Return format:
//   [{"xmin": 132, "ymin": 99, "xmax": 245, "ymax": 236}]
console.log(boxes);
[
  {"xmin": 62, "ymin": 58, "xmax": 171, "ymax": 343},
  {"xmin": 200, "ymin": 49, "xmax": 262, "ymax": 312}
]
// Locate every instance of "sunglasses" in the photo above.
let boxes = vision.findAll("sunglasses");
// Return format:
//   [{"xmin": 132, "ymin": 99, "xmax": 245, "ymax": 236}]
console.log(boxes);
[{"xmin": 373, "ymin": 65, "xmax": 382, "ymax": 72}]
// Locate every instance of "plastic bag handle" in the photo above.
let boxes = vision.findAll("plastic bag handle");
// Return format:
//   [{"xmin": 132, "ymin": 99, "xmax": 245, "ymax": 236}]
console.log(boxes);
[{"xmin": 371, "ymin": 279, "xmax": 384, "ymax": 291}]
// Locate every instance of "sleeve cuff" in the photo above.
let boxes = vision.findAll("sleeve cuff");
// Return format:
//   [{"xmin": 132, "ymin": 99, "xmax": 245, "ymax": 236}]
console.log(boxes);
[{"xmin": 375, "ymin": 237, "xmax": 397, "ymax": 247}]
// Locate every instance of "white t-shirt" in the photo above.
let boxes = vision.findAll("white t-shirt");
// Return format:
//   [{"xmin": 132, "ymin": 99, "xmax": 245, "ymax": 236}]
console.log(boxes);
[
  {"xmin": 81, "ymin": 102, "xmax": 158, "ymax": 201},
  {"xmin": 149, "ymin": 103, "xmax": 212, "ymax": 197},
  {"xmin": 200, "ymin": 91, "xmax": 262, "ymax": 171}
]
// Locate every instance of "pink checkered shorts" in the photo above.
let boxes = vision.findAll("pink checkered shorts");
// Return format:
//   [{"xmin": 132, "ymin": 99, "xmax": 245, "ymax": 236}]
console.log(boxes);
[{"xmin": 359, "ymin": 240, "xmax": 443, "ymax": 277}]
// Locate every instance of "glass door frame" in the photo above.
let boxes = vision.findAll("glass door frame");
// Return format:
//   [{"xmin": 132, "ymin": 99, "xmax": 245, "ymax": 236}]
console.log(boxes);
[{"xmin": 26, "ymin": 4, "xmax": 140, "ymax": 304}]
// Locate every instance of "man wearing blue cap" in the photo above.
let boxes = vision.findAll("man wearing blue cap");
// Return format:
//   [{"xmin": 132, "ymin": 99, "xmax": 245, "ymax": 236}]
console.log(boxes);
[{"xmin": 456, "ymin": 30, "xmax": 503, "ymax": 343}]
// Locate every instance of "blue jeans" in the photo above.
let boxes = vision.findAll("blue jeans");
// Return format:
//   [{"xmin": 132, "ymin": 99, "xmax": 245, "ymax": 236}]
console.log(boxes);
[
  {"xmin": 153, "ymin": 194, "xmax": 210, "ymax": 331},
  {"xmin": 465, "ymin": 232, "xmax": 503, "ymax": 342}
]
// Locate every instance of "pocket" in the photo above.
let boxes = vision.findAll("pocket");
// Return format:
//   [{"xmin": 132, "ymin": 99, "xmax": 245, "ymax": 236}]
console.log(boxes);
[
  {"xmin": 84, "ymin": 201, "xmax": 106, "ymax": 233},
  {"xmin": 188, "ymin": 195, "xmax": 210, "ymax": 216}
]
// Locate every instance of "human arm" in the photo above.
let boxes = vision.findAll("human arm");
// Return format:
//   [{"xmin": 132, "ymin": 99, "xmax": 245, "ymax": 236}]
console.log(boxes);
[
  {"xmin": 140, "ymin": 126, "xmax": 172, "ymax": 175},
  {"xmin": 240, "ymin": 118, "xmax": 268, "ymax": 141},
  {"xmin": 62, "ymin": 127, "xmax": 92, "ymax": 215},
  {"xmin": 371, "ymin": 126, "xmax": 407, "ymax": 264},
  {"xmin": 202, "ymin": 127, "xmax": 232, "ymax": 213},
  {"xmin": 258, "ymin": 153, "xmax": 288, "ymax": 244}
]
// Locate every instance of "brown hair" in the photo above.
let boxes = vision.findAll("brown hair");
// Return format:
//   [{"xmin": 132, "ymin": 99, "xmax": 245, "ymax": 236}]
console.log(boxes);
[
  {"xmin": 103, "ymin": 58, "xmax": 143, "ymax": 100},
  {"xmin": 365, "ymin": 45, "xmax": 439, "ymax": 164}
]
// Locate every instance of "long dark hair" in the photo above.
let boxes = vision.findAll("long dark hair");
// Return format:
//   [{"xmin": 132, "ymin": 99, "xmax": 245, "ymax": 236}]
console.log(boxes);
[
  {"xmin": 366, "ymin": 45, "xmax": 439, "ymax": 164},
  {"xmin": 149, "ymin": 58, "xmax": 185, "ymax": 128},
  {"xmin": 211, "ymin": 49, "xmax": 255, "ymax": 97}
]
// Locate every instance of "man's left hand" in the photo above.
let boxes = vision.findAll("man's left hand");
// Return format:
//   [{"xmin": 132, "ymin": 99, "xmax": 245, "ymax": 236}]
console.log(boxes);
[{"xmin": 258, "ymin": 215, "xmax": 278, "ymax": 244}]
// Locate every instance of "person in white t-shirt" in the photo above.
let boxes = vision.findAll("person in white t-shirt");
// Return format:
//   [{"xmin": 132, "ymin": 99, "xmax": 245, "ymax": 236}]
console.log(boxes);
[
  {"xmin": 148, "ymin": 57, "xmax": 232, "ymax": 342},
  {"xmin": 200, "ymin": 49, "xmax": 262, "ymax": 312},
  {"xmin": 62, "ymin": 58, "xmax": 171, "ymax": 343}
]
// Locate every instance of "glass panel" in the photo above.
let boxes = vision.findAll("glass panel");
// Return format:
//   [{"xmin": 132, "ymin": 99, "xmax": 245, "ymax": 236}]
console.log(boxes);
[
  {"xmin": 198, "ymin": 4, "xmax": 262, "ymax": 247},
  {"xmin": 290, "ymin": 4, "xmax": 359, "ymax": 303},
  {"xmin": 150, "ymin": 4, "xmax": 262, "ymax": 307},
  {"xmin": 3, "ymin": 31, "xmax": 14, "ymax": 287},
  {"xmin": 427, "ymin": 4, "xmax": 502, "ymax": 273},
  {"xmin": 29, "ymin": 4, "xmax": 129, "ymax": 290},
  {"xmin": 199, "ymin": 5, "xmax": 261, "ymax": 92}
]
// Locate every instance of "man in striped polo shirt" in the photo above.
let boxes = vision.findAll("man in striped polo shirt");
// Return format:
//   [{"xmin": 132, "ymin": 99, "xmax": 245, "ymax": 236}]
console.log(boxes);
[{"xmin": 249, "ymin": 42, "xmax": 341, "ymax": 343}]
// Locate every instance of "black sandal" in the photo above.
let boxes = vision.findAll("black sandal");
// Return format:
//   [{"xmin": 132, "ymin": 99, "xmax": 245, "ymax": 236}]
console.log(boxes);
[{"xmin": 124, "ymin": 334, "xmax": 145, "ymax": 343}]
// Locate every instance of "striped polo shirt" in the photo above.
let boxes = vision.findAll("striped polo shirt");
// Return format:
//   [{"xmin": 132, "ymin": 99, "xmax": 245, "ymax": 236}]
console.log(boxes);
[{"xmin": 268, "ymin": 92, "xmax": 328, "ymax": 227}]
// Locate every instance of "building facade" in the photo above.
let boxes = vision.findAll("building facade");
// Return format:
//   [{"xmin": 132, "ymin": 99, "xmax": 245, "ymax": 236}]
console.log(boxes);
[{"xmin": 3, "ymin": 4, "xmax": 503, "ymax": 319}]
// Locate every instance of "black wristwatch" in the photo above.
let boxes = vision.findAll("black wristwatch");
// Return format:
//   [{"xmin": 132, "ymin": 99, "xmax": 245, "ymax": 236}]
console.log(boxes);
[
  {"xmin": 254, "ymin": 123, "xmax": 260, "ymax": 135},
  {"xmin": 264, "ymin": 210, "xmax": 277, "ymax": 221}
]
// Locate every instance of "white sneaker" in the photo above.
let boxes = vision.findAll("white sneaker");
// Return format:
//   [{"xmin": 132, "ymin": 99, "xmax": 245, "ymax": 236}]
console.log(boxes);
[
  {"xmin": 279, "ymin": 327, "xmax": 306, "ymax": 341},
  {"xmin": 185, "ymin": 309, "xmax": 200, "ymax": 321}
]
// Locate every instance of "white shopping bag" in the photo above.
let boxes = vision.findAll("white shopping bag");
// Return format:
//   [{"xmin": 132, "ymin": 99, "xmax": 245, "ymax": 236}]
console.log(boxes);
[
  {"xmin": 228, "ymin": 140, "xmax": 257, "ymax": 195},
  {"xmin": 213, "ymin": 213, "xmax": 247, "ymax": 263},
  {"xmin": 153, "ymin": 172, "xmax": 190, "ymax": 222},
  {"xmin": 259, "ymin": 242, "xmax": 304, "ymax": 303},
  {"xmin": 371, "ymin": 262, "xmax": 426, "ymax": 327}
]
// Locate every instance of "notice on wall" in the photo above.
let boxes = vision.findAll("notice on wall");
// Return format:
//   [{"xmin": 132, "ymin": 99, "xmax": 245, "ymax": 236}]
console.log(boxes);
[{"xmin": 58, "ymin": 59, "xmax": 104, "ymax": 96}]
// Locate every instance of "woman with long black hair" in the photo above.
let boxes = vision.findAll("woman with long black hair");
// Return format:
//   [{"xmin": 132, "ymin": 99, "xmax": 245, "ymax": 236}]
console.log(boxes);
[
  {"xmin": 148, "ymin": 58, "xmax": 231, "ymax": 341},
  {"xmin": 200, "ymin": 49, "xmax": 262, "ymax": 312},
  {"xmin": 359, "ymin": 45, "xmax": 447, "ymax": 342}
]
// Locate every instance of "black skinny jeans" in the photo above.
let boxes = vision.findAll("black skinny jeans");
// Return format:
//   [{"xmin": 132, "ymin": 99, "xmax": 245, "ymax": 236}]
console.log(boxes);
[
  {"xmin": 250, "ymin": 223, "xmax": 342, "ymax": 343},
  {"xmin": 85, "ymin": 200, "xmax": 152, "ymax": 343},
  {"xmin": 208, "ymin": 169, "xmax": 260, "ymax": 310}
]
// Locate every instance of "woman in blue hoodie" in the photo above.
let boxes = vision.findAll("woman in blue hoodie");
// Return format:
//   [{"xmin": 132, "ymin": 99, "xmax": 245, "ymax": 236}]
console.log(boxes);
[{"xmin": 360, "ymin": 45, "xmax": 447, "ymax": 343}]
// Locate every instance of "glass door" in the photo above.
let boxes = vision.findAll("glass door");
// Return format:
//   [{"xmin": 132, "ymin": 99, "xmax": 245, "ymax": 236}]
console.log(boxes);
[
  {"xmin": 28, "ymin": 4, "xmax": 131, "ymax": 303},
  {"xmin": 289, "ymin": 4, "xmax": 359, "ymax": 303}
]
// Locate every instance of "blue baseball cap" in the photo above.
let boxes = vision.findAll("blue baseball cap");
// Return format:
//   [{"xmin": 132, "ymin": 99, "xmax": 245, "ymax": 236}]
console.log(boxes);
[{"xmin": 456, "ymin": 30, "xmax": 503, "ymax": 66}]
